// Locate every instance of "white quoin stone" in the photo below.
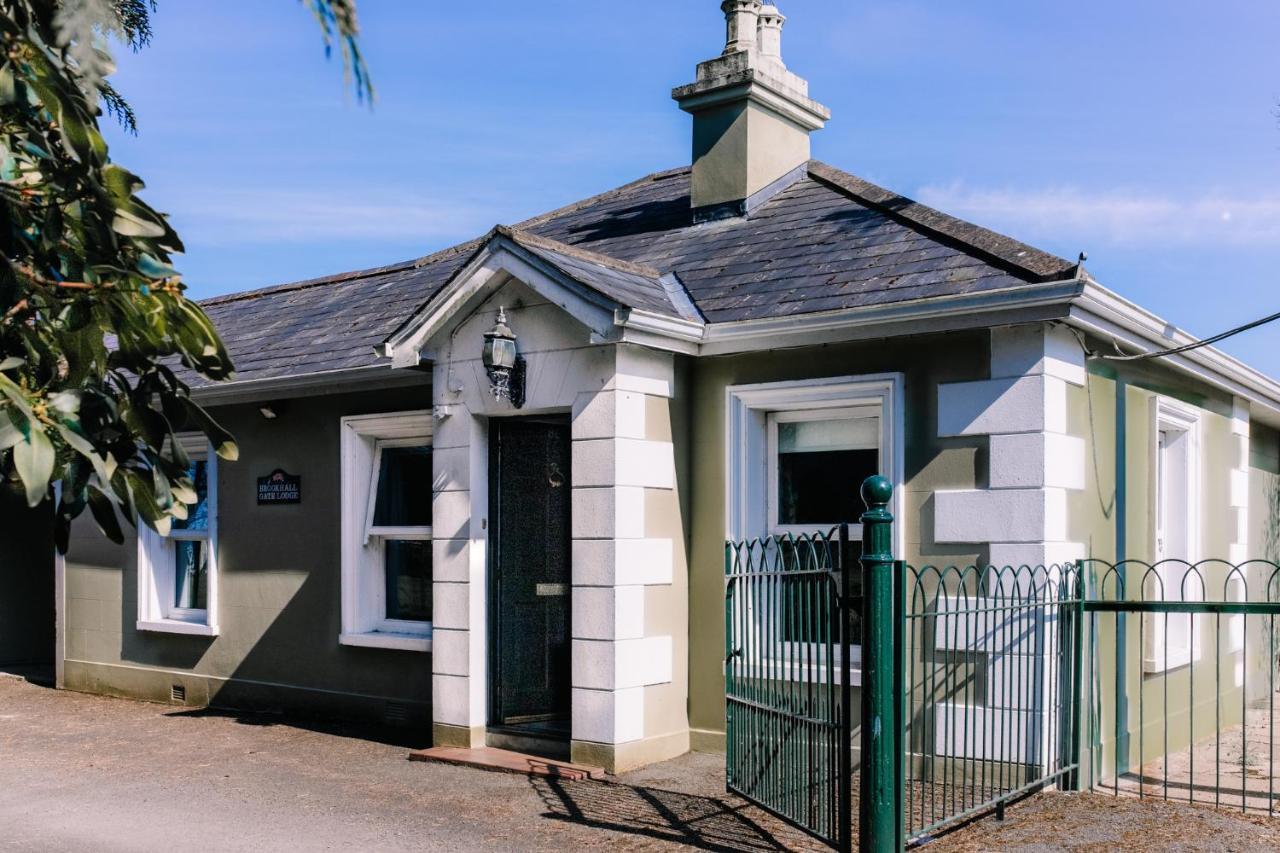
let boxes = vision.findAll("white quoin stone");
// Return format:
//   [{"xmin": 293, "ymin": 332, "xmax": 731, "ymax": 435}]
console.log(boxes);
[
  {"xmin": 572, "ymin": 438, "xmax": 676, "ymax": 490},
  {"xmin": 573, "ymin": 687, "xmax": 644, "ymax": 744},
  {"xmin": 989, "ymin": 433, "xmax": 1086, "ymax": 490},
  {"xmin": 722, "ymin": 0, "xmax": 762, "ymax": 54},
  {"xmin": 934, "ymin": 488, "xmax": 1068, "ymax": 544},
  {"xmin": 991, "ymin": 325, "xmax": 1087, "ymax": 386},
  {"xmin": 937, "ymin": 376, "xmax": 1068, "ymax": 437}
]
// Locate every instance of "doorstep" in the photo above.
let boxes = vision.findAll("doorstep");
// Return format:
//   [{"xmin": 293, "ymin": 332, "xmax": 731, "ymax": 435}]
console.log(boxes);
[{"xmin": 408, "ymin": 746, "xmax": 605, "ymax": 781}]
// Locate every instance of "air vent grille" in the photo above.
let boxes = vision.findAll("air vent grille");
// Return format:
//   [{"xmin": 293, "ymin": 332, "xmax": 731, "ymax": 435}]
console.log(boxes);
[
  {"xmin": 170, "ymin": 684, "xmax": 186, "ymax": 703},
  {"xmin": 384, "ymin": 701, "xmax": 409, "ymax": 724}
]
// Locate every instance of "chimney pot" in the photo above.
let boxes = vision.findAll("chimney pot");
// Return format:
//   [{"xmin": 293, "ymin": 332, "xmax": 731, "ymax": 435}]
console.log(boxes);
[
  {"xmin": 721, "ymin": 0, "xmax": 762, "ymax": 55},
  {"xmin": 757, "ymin": 4, "xmax": 785, "ymax": 65}
]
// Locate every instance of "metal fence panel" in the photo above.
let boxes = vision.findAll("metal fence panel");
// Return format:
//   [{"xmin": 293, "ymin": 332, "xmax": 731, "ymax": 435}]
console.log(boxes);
[
  {"xmin": 1083, "ymin": 558, "xmax": 1280, "ymax": 814},
  {"xmin": 900, "ymin": 563, "xmax": 1084, "ymax": 843}
]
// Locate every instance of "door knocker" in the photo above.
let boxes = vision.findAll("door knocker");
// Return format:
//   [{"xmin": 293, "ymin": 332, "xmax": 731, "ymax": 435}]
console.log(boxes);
[{"xmin": 546, "ymin": 462, "xmax": 566, "ymax": 488}]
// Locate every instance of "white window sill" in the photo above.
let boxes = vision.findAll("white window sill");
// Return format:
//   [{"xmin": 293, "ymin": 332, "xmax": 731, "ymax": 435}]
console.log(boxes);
[
  {"xmin": 339, "ymin": 632, "xmax": 432, "ymax": 653},
  {"xmin": 137, "ymin": 619, "xmax": 218, "ymax": 637}
]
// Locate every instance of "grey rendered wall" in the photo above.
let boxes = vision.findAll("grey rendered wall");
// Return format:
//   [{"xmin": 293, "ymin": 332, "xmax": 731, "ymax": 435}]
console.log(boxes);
[{"xmin": 62, "ymin": 381, "xmax": 435, "ymax": 726}]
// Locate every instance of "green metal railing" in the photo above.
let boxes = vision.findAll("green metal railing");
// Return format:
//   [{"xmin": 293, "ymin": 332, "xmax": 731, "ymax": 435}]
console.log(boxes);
[
  {"xmin": 1083, "ymin": 558, "xmax": 1280, "ymax": 814},
  {"xmin": 723, "ymin": 480, "xmax": 1280, "ymax": 850},
  {"xmin": 724, "ymin": 526, "xmax": 857, "ymax": 851},
  {"xmin": 899, "ymin": 562, "xmax": 1084, "ymax": 844}
]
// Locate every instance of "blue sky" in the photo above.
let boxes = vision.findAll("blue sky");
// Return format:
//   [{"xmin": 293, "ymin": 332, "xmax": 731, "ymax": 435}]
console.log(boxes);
[{"xmin": 105, "ymin": 1, "xmax": 1280, "ymax": 374}]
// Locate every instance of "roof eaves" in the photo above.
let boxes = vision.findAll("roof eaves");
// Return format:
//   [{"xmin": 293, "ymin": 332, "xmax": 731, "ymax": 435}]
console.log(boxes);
[{"xmin": 806, "ymin": 160, "xmax": 1075, "ymax": 283}]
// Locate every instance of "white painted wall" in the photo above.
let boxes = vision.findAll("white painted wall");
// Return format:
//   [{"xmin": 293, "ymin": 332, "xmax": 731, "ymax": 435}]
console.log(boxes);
[{"xmin": 426, "ymin": 277, "xmax": 679, "ymax": 753}]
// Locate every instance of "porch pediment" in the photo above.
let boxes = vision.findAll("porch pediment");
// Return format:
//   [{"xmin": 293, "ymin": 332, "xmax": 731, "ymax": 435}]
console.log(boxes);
[{"xmin": 380, "ymin": 226, "xmax": 705, "ymax": 367}]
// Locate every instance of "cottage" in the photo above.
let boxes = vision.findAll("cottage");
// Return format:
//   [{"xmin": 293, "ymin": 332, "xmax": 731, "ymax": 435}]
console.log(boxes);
[{"xmin": 41, "ymin": 2, "xmax": 1280, "ymax": 776}]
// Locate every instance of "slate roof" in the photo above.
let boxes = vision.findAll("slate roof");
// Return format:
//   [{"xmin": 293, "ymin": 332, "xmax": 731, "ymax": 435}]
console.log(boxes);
[
  {"xmin": 497, "ymin": 226, "xmax": 699, "ymax": 321},
  {"xmin": 192, "ymin": 161, "xmax": 1076, "ymax": 389}
]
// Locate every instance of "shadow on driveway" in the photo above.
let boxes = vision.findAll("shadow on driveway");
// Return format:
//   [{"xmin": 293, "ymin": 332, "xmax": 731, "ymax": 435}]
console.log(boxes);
[
  {"xmin": 164, "ymin": 705, "xmax": 429, "ymax": 750},
  {"xmin": 531, "ymin": 774, "xmax": 821, "ymax": 852}
]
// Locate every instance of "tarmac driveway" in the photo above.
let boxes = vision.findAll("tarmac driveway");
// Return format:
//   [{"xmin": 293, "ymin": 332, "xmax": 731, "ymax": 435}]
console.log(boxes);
[
  {"xmin": 5, "ymin": 678, "xmax": 1279, "ymax": 851},
  {"xmin": 0, "ymin": 678, "xmax": 820, "ymax": 852}
]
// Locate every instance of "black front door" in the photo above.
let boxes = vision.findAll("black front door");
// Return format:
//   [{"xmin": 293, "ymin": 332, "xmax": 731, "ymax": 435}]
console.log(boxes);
[{"xmin": 489, "ymin": 418, "xmax": 572, "ymax": 734}]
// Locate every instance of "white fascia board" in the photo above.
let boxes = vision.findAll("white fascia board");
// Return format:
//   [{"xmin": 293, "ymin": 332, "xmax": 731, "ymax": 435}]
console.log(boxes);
[
  {"xmin": 615, "ymin": 308, "xmax": 705, "ymax": 355},
  {"xmin": 190, "ymin": 364, "xmax": 429, "ymax": 406},
  {"xmin": 698, "ymin": 278, "xmax": 1083, "ymax": 356},
  {"xmin": 384, "ymin": 238, "xmax": 687, "ymax": 367},
  {"xmin": 1069, "ymin": 282, "xmax": 1280, "ymax": 427},
  {"xmin": 384, "ymin": 249, "xmax": 508, "ymax": 367}
]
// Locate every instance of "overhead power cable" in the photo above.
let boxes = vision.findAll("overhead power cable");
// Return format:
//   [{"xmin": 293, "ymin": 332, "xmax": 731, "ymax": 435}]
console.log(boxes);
[{"xmin": 1091, "ymin": 308, "xmax": 1280, "ymax": 362}]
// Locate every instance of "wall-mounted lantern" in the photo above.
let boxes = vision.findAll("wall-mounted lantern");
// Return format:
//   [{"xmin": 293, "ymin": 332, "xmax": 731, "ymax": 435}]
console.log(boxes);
[{"xmin": 482, "ymin": 307, "xmax": 525, "ymax": 408}]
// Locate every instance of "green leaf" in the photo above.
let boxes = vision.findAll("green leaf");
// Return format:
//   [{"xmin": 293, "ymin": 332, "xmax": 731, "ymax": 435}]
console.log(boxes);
[
  {"xmin": 13, "ymin": 428, "xmax": 55, "ymax": 508},
  {"xmin": 136, "ymin": 254, "xmax": 177, "ymax": 279},
  {"xmin": 111, "ymin": 207, "xmax": 166, "ymax": 238},
  {"xmin": 53, "ymin": 420, "xmax": 111, "ymax": 486},
  {"xmin": 0, "ymin": 357, "xmax": 25, "ymax": 371},
  {"xmin": 0, "ymin": 375, "xmax": 34, "ymax": 420},
  {"xmin": 86, "ymin": 487, "xmax": 124, "ymax": 545},
  {"xmin": 0, "ymin": 410, "xmax": 24, "ymax": 452},
  {"xmin": 48, "ymin": 391, "xmax": 81, "ymax": 415},
  {"xmin": 181, "ymin": 399, "xmax": 239, "ymax": 461}
]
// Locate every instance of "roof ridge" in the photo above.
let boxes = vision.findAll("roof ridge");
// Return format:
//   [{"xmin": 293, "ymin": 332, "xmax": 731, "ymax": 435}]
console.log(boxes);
[
  {"xmin": 198, "ymin": 238, "xmax": 485, "ymax": 308},
  {"xmin": 498, "ymin": 226, "xmax": 665, "ymax": 280},
  {"xmin": 805, "ymin": 160, "xmax": 1075, "ymax": 283},
  {"xmin": 199, "ymin": 167, "xmax": 691, "ymax": 309},
  {"xmin": 511, "ymin": 166, "xmax": 690, "ymax": 233}
]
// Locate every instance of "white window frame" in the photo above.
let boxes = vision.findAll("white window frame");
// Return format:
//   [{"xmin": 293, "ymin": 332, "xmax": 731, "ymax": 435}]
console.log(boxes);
[
  {"xmin": 339, "ymin": 411, "xmax": 433, "ymax": 652},
  {"xmin": 137, "ymin": 434, "xmax": 219, "ymax": 637},
  {"xmin": 726, "ymin": 374, "xmax": 906, "ymax": 684},
  {"xmin": 766, "ymin": 405, "xmax": 883, "ymax": 538},
  {"xmin": 1144, "ymin": 396, "xmax": 1203, "ymax": 673}
]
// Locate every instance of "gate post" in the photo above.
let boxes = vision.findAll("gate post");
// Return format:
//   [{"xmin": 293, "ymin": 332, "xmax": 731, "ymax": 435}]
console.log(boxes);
[{"xmin": 859, "ymin": 476, "xmax": 898, "ymax": 852}]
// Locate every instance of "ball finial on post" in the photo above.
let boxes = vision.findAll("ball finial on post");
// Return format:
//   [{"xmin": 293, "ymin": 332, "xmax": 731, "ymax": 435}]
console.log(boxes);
[{"xmin": 861, "ymin": 474, "xmax": 894, "ymax": 514}]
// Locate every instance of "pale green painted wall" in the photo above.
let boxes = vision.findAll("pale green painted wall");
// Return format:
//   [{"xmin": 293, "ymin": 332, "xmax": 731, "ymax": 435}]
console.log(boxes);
[
  {"xmin": 1070, "ymin": 353, "xmax": 1280, "ymax": 777},
  {"xmin": 684, "ymin": 332, "xmax": 991, "ymax": 745}
]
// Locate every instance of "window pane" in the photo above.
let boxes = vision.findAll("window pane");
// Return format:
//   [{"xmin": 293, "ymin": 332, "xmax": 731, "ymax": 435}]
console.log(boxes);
[
  {"xmin": 372, "ymin": 446, "xmax": 432, "ymax": 528},
  {"xmin": 172, "ymin": 460, "xmax": 209, "ymax": 532},
  {"xmin": 174, "ymin": 539, "xmax": 208, "ymax": 610},
  {"xmin": 777, "ymin": 417, "xmax": 878, "ymax": 454},
  {"xmin": 385, "ymin": 540, "xmax": 432, "ymax": 622},
  {"xmin": 777, "ymin": 418, "xmax": 879, "ymax": 526}
]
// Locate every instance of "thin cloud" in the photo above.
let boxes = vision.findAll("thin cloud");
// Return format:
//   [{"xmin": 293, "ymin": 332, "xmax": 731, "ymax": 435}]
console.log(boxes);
[
  {"xmin": 915, "ymin": 184, "xmax": 1280, "ymax": 248},
  {"xmin": 167, "ymin": 187, "xmax": 508, "ymax": 246}
]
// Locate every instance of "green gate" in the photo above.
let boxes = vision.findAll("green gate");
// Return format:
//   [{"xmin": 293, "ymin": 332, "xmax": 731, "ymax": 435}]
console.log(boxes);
[
  {"xmin": 724, "ymin": 526, "xmax": 857, "ymax": 851},
  {"xmin": 724, "ymin": 478, "xmax": 1085, "ymax": 851}
]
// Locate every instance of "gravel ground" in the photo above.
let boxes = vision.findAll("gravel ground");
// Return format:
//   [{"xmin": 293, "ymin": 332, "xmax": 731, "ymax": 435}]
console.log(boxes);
[
  {"xmin": 928, "ymin": 790, "xmax": 1280, "ymax": 851},
  {"xmin": 0, "ymin": 678, "xmax": 821, "ymax": 852}
]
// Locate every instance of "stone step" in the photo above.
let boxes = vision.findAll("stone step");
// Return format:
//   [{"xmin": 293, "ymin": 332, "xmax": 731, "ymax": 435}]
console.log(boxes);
[{"xmin": 408, "ymin": 746, "xmax": 605, "ymax": 781}]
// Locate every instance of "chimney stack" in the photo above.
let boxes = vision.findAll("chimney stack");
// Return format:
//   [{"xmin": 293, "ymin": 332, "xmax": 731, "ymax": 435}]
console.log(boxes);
[{"xmin": 673, "ymin": 2, "xmax": 830, "ymax": 219}]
